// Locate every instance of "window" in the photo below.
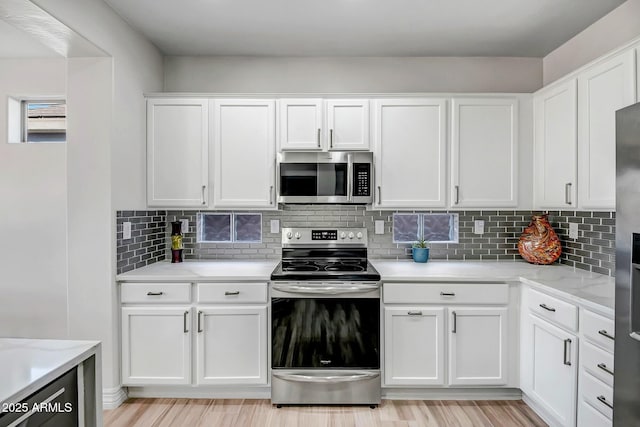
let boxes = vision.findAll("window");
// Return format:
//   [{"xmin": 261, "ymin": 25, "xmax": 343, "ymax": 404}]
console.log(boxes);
[
  {"xmin": 7, "ymin": 97, "xmax": 66, "ymax": 143},
  {"xmin": 393, "ymin": 213, "xmax": 458, "ymax": 244},
  {"xmin": 197, "ymin": 213, "xmax": 262, "ymax": 243}
]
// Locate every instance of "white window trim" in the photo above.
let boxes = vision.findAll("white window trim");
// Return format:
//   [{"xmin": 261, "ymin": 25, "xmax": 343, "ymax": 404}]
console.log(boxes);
[{"xmin": 7, "ymin": 96, "xmax": 66, "ymax": 144}]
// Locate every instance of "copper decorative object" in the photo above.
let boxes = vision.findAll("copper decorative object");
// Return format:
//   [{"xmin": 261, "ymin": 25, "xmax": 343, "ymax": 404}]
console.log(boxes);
[{"xmin": 518, "ymin": 214, "xmax": 562, "ymax": 264}]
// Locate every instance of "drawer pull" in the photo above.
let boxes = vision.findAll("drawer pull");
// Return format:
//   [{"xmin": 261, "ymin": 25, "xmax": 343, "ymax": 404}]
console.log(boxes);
[
  {"xmin": 563, "ymin": 338, "xmax": 572, "ymax": 366},
  {"xmin": 408, "ymin": 311, "xmax": 422, "ymax": 316},
  {"xmin": 440, "ymin": 292, "xmax": 456, "ymax": 297},
  {"xmin": 598, "ymin": 329, "xmax": 615, "ymax": 340},
  {"xmin": 597, "ymin": 395, "xmax": 613, "ymax": 410},
  {"xmin": 225, "ymin": 291, "xmax": 240, "ymax": 296},
  {"xmin": 146, "ymin": 291, "xmax": 164, "ymax": 296},
  {"xmin": 539, "ymin": 303, "xmax": 556, "ymax": 312},
  {"xmin": 597, "ymin": 363, "xmax": 614, "ymax": 376}
]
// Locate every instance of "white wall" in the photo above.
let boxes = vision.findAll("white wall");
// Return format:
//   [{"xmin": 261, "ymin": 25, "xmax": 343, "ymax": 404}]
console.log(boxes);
[
  {"xmin": 543, "ymin": 0, "xmax": 640, "ymax": 85},
  {"xmin": 164, "ymin": 56, "xmax": 542, "ymax": 93},
  {"xmin": 0, "ymin": 58, "xmax": 68, "ymax": 338},
  {"xmin": 31, "ymin": 0, "xmax": 164, "ymax": 395}
]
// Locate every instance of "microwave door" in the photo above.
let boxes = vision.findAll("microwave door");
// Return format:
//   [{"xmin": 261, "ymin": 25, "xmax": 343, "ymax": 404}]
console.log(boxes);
[{"xmin": 317, "ymin": 163, "xmax": 348, "ymax": 202}]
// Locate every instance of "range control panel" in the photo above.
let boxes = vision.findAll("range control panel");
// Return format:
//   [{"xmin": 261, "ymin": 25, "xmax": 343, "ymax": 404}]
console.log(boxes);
[
  {"xmin": 312, "ymin": 230, "xmax": 337, "ymax": 240},
  {"xmin": 282, "ymin": 228, "xmax": 368, "ymax": 245}
]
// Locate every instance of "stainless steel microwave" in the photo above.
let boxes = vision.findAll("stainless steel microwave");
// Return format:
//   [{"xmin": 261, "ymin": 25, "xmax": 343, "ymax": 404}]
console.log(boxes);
[{"xmin": 277, "ymin": 151, "xmax": 373, "ymax": 204}]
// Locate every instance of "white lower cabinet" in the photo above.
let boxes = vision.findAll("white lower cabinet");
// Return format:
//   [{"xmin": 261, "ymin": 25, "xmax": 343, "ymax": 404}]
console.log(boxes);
[
  {"xmin": 523, "ymin": 313, "xmax": 578, "ymax": 426},
  {"xmin": 384, "ymin": 307, "xmax": 445, "ymax": 386},
  {"xmin": 448, "ymin": 307, "xmax": 508, "ymax": 385},
  {"xmin": 121, "ymin": 306, "xmax": 192, "ymax": 385},
  {"xmin": 196, "ymin": 306, "xmax": 268, "ymax": 385}
]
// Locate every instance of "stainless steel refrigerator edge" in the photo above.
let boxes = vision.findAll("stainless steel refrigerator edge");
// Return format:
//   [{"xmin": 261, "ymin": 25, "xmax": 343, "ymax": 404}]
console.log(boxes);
[{"xmin": 615, "ymin": 101, "xmax": 640, "ymax": 425}]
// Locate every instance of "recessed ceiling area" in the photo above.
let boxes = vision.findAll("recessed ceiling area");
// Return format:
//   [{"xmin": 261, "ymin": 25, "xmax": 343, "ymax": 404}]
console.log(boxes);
[
  {"xmin": 0, "ymin": 18, "xmax": 59, "ymax": 58},
  {"xmin": 104, "ymin": 0, "xmax": 624, "ymax": 57}
]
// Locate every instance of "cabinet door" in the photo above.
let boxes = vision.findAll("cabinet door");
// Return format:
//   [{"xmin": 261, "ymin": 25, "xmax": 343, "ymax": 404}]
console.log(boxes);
[
  {"xmin": 578, "ymin": 50, "xmax": 636, "ymax": 209},
  {"xmin": 450, "ymin": 98, "xmax": 518, "ymax": 208},
  {"xmin": 533, "ymin": 80, "xmax": 578, "ymax": 209},
  {"xmin": 212, "ymin": 99, "xmax": 276, "ymax": 208},
  {"xmin": 279, "ymin": 99, "xmax": 324, "ymax": 150},
  {"xmin": 384, "ymin": 307, "xmax": 445, "ymax": 386},
  {"xmin": 448, "ymin": 307, "xmax": 508, "ymax": 385},
  {"xmin": 196, "ymin": 306, "xmax": 268, "ymax": 385},
  {"xmin": 147, "ymin": 99, "xmax": 208, "ymax": 207},
  {"xmin": 121, "ymin": 307, "xmax": 191, "ymax": 385},
  {"xmin": 373, "ymin": 99, "xmax": 447, "ymax": 208},
  {"xmin": 326, "ymin": 100, "xmax": 370, "ymax": 151},
  {"xmin": 525, "ymin": 314, "xmax": 578, "ymax": 427}
]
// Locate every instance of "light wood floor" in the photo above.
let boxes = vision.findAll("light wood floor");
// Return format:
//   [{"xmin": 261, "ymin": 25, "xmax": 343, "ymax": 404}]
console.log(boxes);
[{"xmin": 104, "ymin": 398, "xmax": 547, "ymax": 427}]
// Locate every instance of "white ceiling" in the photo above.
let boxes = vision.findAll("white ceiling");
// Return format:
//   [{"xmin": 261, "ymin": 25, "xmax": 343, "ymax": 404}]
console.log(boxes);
[
  {"xmin": 0, "ymin": 18, "xmax": 59, "ymax": 58},
  {"xmin": 103, "ymin": 0, "xmax": 624, "ymax": 57}
]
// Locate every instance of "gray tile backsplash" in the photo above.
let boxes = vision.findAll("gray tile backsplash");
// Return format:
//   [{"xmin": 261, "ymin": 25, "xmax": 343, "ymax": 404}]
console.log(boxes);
[
  {"xmin": 116, "ymin": 210, "xmax": 167, "ymax": 274},
  {"xmin": 117, "ymin": 206, "xmax": 616, "ymax": 277}
]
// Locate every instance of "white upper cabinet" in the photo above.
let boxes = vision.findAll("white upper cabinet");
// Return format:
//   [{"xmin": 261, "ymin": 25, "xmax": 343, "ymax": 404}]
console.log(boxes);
[
  {"xmin": 373, "ymin": 98, "xmax": 447, "ymax": 209},
  {"xmin": 577, "ymin": 50, "xmax": 636, "ymax": 210},
  {"xmin": 450, "ymin": 98, "xmax": 518, "ymax": 208},
  {"xmin": 533, "ymin": 80, "xmax": 578, "ymax": 209},
  {"xmin": 147, "ymin": 98, "xmax": 208, "ymax": 207},
  {"xmin": 326, "ymin": 100, "xmax": 370, "ymax": 151},
  {"xmin": 278, "ymin": 99, "xmax": 324, "ymax": 150},
  {"xmin": 211, "ymin": 99, "xmax": 276, "ymax": 208}
]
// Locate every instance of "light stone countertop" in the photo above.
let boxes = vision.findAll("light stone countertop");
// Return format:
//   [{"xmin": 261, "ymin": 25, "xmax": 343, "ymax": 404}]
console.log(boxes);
[
  {"xmin": 370, "ymin": 260, "xmax": 615, "ymax": 316},
  {"xmin": 0, "ymin": 339, "xmax": 100, "ymax": 406},
  {"xmin": 116, "ymin": 260, "xmax": 280, "ymax": 282}
]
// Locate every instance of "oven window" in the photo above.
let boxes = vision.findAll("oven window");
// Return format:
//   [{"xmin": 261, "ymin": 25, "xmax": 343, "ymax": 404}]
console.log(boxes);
[
  {"xmin": 280, "ymin": 163, "xmax": 317, "ymax": 196},
  {"xmin": 272, "ymin": 298, "xmax": 380, "ymax": 369}
]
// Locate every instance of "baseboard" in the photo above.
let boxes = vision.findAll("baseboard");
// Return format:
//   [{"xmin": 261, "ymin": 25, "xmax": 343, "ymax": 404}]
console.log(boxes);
[
  {"xmin": 127, "ymin": 386, "xmax": 271, "ymax": 399},
  {"xmin": 383, "ymin": 388, "xmax": 522, "ymax": 400},
  {"xmin": 103, "ymin": 387, "xmax": 128, "ymax": 410}
]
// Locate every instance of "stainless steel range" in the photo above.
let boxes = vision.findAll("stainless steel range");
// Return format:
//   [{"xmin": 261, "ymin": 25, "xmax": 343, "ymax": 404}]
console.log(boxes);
[{"xmin": 270, "ymin": 227, "xmax": 381, "ymax": 407}]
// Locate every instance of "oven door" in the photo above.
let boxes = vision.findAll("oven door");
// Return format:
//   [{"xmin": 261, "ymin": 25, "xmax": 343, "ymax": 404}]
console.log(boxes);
[{"xmin": 271, "ymin": 284, "xmax": 380, "ymax": 370}]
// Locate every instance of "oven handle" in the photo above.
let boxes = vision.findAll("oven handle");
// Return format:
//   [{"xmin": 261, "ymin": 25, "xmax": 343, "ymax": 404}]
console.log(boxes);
[
  {"xmin": 272, "ymin": 371, "xmax": 379, "ymax": 383},
  {"xmin": 271, "ymin": 284, "xmax": 379, "ymax": 295}
]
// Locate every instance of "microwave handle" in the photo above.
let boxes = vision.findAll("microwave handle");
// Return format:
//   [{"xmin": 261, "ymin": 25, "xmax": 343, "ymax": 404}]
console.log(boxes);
[{"xmin": 347, "ymin": 153, "xmax": 353, "ymax": 201}]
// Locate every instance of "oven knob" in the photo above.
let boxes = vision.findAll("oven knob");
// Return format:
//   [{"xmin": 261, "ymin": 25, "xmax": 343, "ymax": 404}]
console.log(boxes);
[
  {"xmin": 340, "ymin": 232, "xmax": 347, "ymax": 239},
  {"xmin": 286, "ymin": 232, "xmax": 293, "ymax": 239},
  {"xmin": 356, "ymin": 232, "xmax": 363, "ymax": 239},
  {"xmin": 294, "ymin": 232, "xmax": 301, "ymax": 239},
  {"xmin": 348, "ymin": 232, "xmax": 354, "ymax": 239}
]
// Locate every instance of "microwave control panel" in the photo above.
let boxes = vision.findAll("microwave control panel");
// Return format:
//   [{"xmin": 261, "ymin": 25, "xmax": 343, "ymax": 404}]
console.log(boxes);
[{"xmin": 353, "ymin": 163, "xmax": 370, "ymax": 197}]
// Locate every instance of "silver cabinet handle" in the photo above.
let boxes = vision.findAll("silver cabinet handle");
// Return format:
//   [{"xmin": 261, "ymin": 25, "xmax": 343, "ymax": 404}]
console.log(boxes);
[
  {"xmin": 197, "ymin": 310, "xmax": 203, "ymax": 333},
  {"xmin": 454, "ymin": 185, "xmax": 460, "ymax": 205},
  {"xmin": 225, "ymin": 290, "xmax": 240, "ymax": 296},
  {"xmin": 377, "ymin": 186, "xmax": 381, "ymax": 204},
  {"xmin": 565, "ymin": 183, "xmax": 572, "ymax": 205},
  {"xmin": 597, "ymin": 395, "xmax": 613, "ymax": 410},
  {"xmin": 201, "ymin": 185, "xmax": 206, "ymax": 205},
  {"xmin": 270, "ymin": 185, "xmax": 274, "ymax": 205},
  {"xmin": 539, "ymin": 303, "xmax": 556, "ymax": 312},
  {"xmin": 407, "ymin": 311, "xmax": 422, "ymax": 316},
  {"xmin": 452, "ymin": 311, "xmax": 457, "ymax": 333},
  {"xmin": 440, "ymin": 292, "xmax": 456, "ymax": 297},
  {"xmin": 317, "ymin": 128, "xmax": 321, "ymax": 147},
  {"xmin": 563, "ymin": 338, "xmax": 572, "ymax": 366},
  {"xmin": 329, "ymin": 129, "xmax": 334, "ymax": 149},
  {"xmin": 598, "ymin": 329, "xmax": 615, "ymax": 340},
  {"xmin": 597, "ymin": 363, "xmax": 614, "ymax": 376},
  {"xmin": 273, "ymin": 371, "xmax": 379, "ymax": 384},
  {"xmin": 146, "ymin": 291, "xmax": 164, "ymax": 296},
  {"xmin": 183, "ymin": 311, "xmax": 189, "ymax": 333}
]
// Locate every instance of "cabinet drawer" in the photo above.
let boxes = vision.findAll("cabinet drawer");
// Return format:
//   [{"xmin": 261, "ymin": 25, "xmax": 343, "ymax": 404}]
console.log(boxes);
[
  {"xmin": 527, "ymin": 288, "xmax": 578, "ymax": 331},
  {"xmin": 582, "ymin": 341, "xmax": 614, "ymax": 387},
  {"xmin": 578, "ymin": 400, "xmax": 611, "ymax": 427},
  {"xmin": 583, "ymin": 310, "xmax": 615, "ymax": 352},
  {"xmin": 581, "ymin": 372, "xmax": 613, "ymax": 420},
  {"xmin": 383, "ymin": 283, "xmax": 508, "ymax": 304},
  {"xmin": 197, "ymin": 283, "xmax": 267, "ymax": 303},
  {"xmin": 121, "ymin": 282, "xmax": 191, "ymax": 303}
]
